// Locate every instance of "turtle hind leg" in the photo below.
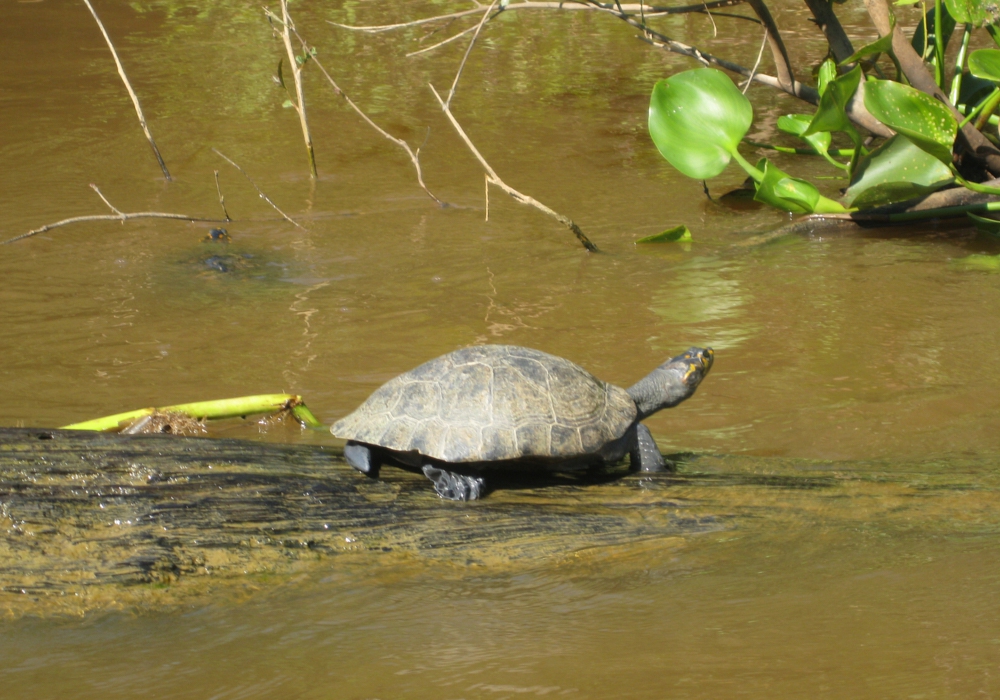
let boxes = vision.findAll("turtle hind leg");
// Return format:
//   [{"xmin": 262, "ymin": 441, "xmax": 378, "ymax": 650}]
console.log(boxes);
[
  {"xmin": 630, "ymin": 423, "xmax": 667, "ymax": 473},
  {"xmin": 344, "ymin": 441, "xmax": 381, "ymax": 477},
  {"xmin": 421, "ymin": 465, "xmax": 486, "ymax": 501}
]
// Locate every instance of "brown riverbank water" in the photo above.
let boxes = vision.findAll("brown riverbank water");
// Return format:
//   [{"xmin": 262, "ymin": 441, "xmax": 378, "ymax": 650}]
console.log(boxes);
[{"xmin": 2, "ymin": 0, "xmax": 1000, "ymax": 697}]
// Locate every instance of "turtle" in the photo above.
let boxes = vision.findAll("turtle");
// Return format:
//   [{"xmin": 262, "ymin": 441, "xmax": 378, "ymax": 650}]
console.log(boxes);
[{"xmin": 331, "ymin": 345, "xmax": 713, "ymax": 501}]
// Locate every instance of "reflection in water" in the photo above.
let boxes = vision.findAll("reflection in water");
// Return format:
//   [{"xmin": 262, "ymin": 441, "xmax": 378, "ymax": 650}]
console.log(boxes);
[{"xmin": 648, "ymin": 258, "xmax": 756, "ymax": 353}]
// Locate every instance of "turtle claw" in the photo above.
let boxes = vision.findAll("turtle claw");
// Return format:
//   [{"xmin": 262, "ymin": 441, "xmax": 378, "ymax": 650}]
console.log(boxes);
[{"xmin": 422, "ymin": 465, "xmax": 485, "ymax": 501}]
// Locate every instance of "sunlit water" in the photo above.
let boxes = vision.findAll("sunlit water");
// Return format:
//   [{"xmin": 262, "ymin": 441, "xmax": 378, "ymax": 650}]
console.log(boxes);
[{"xmin": 2, "ymin": 0, "xmax": 1000, "ymax": 697}]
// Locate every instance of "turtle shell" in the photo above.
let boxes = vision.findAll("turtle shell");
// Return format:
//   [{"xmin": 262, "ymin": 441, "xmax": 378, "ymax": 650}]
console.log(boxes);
[{"xmin": 331, "ymin": 345, "xmax": 637, "ymax": 463}]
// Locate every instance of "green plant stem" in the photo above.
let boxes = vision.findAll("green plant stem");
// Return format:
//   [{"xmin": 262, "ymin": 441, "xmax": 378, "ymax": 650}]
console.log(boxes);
[
  {"xmin": 887, "ymin": 199, "xmax": 1000, "ymax": 222},
  {"xmin": 61, "ymin": 394, "xmax": 323, "ymax": 431},
  {"xmin": 958, "ymin": 88, "xmax": 1000, "ymax": 129},
  {"xmin": 949, "ymin": 24, "xmax": 972, "ymax": 105},
  {"xmin": 976, "ymin": 90, "xmax": 1000, "ymax": 131},
  {"xmin": 744, "ymin": 140, "xmax": 855, "ymax": 157},
  {"xmin": 934, "ymin": 0, "xmax": 945, "ymax": 89},
  {"xmin": 958, "ymin": 104, "xmax": 1000, "ymax": 126},
  {"xmin": 953, "ymin": 173, "xmax": 1000, "ymax": 195},
  {"xmin": 730, "ymin": 148, "xmax": 765, "ymax": 181}
]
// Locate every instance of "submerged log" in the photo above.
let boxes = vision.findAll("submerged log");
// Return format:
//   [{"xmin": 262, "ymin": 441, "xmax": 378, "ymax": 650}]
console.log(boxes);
[{"xmin": 0, "ymin": 428, "xmax": 721, "ymax": 614}]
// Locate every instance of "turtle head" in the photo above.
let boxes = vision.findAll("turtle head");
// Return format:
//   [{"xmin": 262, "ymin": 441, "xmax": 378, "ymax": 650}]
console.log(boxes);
[{"xmin": 627, "ymin": 347, "xmax": 714, "ymax": 421}]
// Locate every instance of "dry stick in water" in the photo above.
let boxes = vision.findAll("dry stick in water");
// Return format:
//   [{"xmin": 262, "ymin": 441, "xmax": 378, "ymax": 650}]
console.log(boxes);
[
  {"xmin": 1, "ymin": 184, "xmax": 221, "ymax": 245},
  {"xmin": 214, "ymin": 170, "xmax": 232, "ymax": 221},
  {"xmin": 266, "ymin": 1, "xmax": 317, "ymax": 178},
  {"xmin": 212, "ymin": 148, "xmax": 305, "ymax": 229},
  {"xmin": 328, "ymin": 1, "xmax": 747, "ymax": 33},
  {"xmin": 428, "ymin": 0, "xmax": 596, "ymax": 251},
  {"xmin": 82, "ymin": 0, "xmax": 171, "ymax": 181},
  {"xmin": 430, "ymin": 84, "xmax": 598, "ymax": 252},
  {"xmin": 288, "ymin": 27, "xmax": 445, "ymax": 206}
]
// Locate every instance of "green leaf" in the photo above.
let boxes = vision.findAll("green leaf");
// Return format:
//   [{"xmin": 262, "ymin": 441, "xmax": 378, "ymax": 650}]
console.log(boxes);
[
  {"xmin": 816, "ymin": 59, "xmax": 837, "ymax": 96},
  {"xmin": 967, "ymin": 211, "xmax": 1000, "ymax": 235},
  {"xmin": 863, "ymin": 79, "xmax": 957, "ymax": 164},
  {"xmin": 282, "ymin": 99, "xmax": 295, "ymax": 109},
  {"xmin": 969, "ymin": 49, "xmax": 1000, "ymax": 81},
  {"xmin": 804, "ymin": 65, "xmax": 863, "ymax": 141},
  {"xmin": 636, "ymin": 225, "xmax": 693, "ymax": 243},
  {"xmin": 943, "ymin": 0, "xmax": 998, "ymax": 26},
  {"xmin": 752, "ymin": 158, "xmax": 848, "ymax": 214},
  {"xmin": 842, "ymin": 15, "xmax": 897, "ymax": 65},
  {"xmin": 275, "ymin": 59, "xmax": 285, "ymax": 89},
  {"xmin": 844, "ymin": 134, "xmax": 954, "ymax": 207},
  {"xmin": 648, "ymin": 68, "xmax": 753, "ymax": 179},
  {"xmin": 777, "ymin": 114, "xmax": 845, "ymax": 169}
]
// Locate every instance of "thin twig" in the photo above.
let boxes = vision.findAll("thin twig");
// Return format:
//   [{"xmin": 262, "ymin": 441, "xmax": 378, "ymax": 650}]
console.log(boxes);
[
  {"xmin": 407, "ymin": 23, "xmax": 479, "ymax": 57},
  {"xmin": 288, "ymin": 27, "xmax": 445, "ymax": 206},
  {"xmin": 214, "ymin": 170, "xmax": 232, "ymax": 221},
  {"xmin": 212, "ymin": 148, "xmax": 305, "ymax": 229},
  {"xmin": 2, "ymin": 183, "xmax": 227, "ymax": 247},
  {"xmin": 82, "ymin": 0, "xmax": 171, "ymax": 181},
  {"xmin": 266, "ymin": 2, "xmax": 317, "ymax": 178},
  {"xmin": 90, "ymin": 183, "xmax": 124, "ymax": 216},
  {"xmin": 429, "ymin": 83, "xmax": 597, "ymax": 252},
  {"xmin": 742, "ymin": 27, "xmax": 768, "ymax": 94},
  {"xmin": 743, "ymin": 0, "xmax": 795, "ymax": 92},
  {"xmin": 448, "ymin": 0, "xmax": 501, "ymax": 108},
  {"xmin": 328, "ymin": 1, "xmax": 747, "ymax": 33}
]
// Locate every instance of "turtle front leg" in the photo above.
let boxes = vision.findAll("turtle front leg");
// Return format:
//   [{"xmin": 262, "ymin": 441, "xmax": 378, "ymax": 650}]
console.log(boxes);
[
  {"xmin": 344, "ymin": 441, "xmax": 381, "ymax": 477},
  {"xmin": 421, "ymin": 465, "xmax": 486, "ymax": 501},
  {"xmin": 629, "ymin": 423, "xmax": 666, "ymax": 473}
]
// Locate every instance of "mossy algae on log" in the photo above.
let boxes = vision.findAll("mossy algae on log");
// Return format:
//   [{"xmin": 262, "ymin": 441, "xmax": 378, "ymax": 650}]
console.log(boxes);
[{"xmin": 0, "ymin": 428, "xmax": 720, "ymax": 615}]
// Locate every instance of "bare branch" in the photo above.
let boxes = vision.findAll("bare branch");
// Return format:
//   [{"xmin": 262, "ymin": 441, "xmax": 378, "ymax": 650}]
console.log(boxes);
[
  {"xmin": 287, "ymin": 27, "xmax": 446, "ymax": 206},
  {"xmin": 802, "ymin": 0, "xmax": 855, "ymax": 64},
  {"xmin": 212, "ymin": 148, "xmax": 305, "ymax": 229},
  {"xmin": 89, "ymin": 183, "xmax": 124, "ymax": 217},
  {"xmin": 265, "ymin": 2, "xmax": 317, "ymax": 178},
  {"xmin": 429, "ymin": 83, "xmax": 598, "ymax": 252},
  {"xmin": 743, "ymin": 0, "xmax": 794, "ymax": 92},
  {"xmin": 82, "ymin": 0, "xmax": 171, "ymax": 181},
  {"xmin": 407, "ymin": 23, "xmax": 480, "ymax": 58},
  {"xmin": 448, "ymin": 1, "xmax": 501, "ymax": 108},
  {"xmin": 329, "ymin": 1, "xmax": 749, "ymax": 33},
  {"xmin": 214, "ymin": 170, "xmax": 232, "ymax": 222},
  {"xmin": 2, "ymin": 185, "xmax": 223, "ymax": 246}
]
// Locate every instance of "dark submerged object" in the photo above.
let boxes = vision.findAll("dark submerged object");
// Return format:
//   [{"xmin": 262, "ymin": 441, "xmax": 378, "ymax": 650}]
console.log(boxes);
[{"xmin": 331, "ymin": 345, "xmax": 714, "ymax": 500}]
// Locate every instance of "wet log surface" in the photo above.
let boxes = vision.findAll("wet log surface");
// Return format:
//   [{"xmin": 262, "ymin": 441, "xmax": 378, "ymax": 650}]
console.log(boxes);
[
  {"xmin": 5, "ymin": 428, "xmax": 997, "ymax": 617},
  {"xmin": 0, "ymin": 428, "xmax": 721, "ymax": 614}
]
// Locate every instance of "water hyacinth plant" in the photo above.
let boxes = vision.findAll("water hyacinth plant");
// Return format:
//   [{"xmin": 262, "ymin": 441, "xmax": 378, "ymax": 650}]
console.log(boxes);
[{"xmin": 646, "ymin": 0, "xmax": 1000, "ymax": 229}]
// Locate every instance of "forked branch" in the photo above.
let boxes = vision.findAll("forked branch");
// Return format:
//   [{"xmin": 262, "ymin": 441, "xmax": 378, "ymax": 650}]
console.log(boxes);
[
  {"xmin": 1, "ymin": 184, "xmax": 220, "ymax": 245},
  {"xmin": 429, "ymin": 84, "xmax": 598, "ymax": 252},
  {"xmin": 287, "ymin": 26, "xmax": 445, "ymax": 206}
]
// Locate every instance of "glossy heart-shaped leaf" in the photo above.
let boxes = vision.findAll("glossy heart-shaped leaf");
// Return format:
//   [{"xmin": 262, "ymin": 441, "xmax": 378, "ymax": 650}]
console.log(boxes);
[
  {"xmin": 969, "ymin": 49, "xmax": 1000, "ymax": 81},
  {"xmin": 753, "ymin": 158, "xmax": 848, "ymax": 214},
  {"xmin": 844, "ymin": 134, "xmax": 954, "ymax": 207},
  {"xmin": 944, "ymin": 0, "xmax": 997, "ymax": 26},
  {"xmin": 648, "ymin": 68, "xmax": 753, "ymax": 179},
  {"xmin": 863, "ymin": 80, "xmax": 957, "ymax": 164}
]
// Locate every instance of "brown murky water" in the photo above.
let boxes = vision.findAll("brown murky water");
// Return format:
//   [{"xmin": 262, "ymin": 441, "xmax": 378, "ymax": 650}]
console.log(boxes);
[{"xmin": 3, "ymin": 0, "xmax": 1000, "ymax": 697}]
